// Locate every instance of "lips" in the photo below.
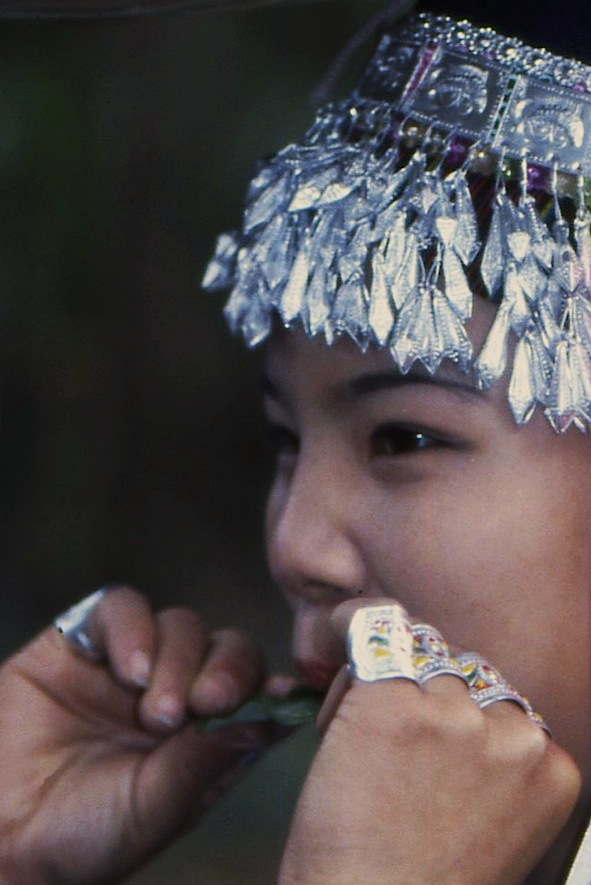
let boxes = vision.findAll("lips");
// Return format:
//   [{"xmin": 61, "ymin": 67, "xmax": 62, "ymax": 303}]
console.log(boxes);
[{"xmin": 294, "ymin": 659, "xmax": 338, "ymax": 690}]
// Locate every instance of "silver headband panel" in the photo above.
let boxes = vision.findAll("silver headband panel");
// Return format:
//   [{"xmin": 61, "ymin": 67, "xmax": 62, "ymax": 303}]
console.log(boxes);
[
  {"xmin": 360, "ymin": 16, "xmax": 591, "ymax": 173},
  {"xmin": 202, "ymin": 14, "xmax": 591, "ymax": 433}
]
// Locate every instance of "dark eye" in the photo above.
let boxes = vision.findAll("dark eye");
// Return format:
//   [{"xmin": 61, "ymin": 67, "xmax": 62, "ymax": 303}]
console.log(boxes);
[
  {"xmin": 265, "ymin": 423, "xmax": 300, "ymax": 463},
  {"xmin": 370, "ymin": 424, "xmax": 442, "ymax": 457}
]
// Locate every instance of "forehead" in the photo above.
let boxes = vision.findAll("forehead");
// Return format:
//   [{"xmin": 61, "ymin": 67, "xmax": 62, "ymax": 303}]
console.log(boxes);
[{"xmin": 264, "ymin": 295, "xmax": 499, "ymax": 398}]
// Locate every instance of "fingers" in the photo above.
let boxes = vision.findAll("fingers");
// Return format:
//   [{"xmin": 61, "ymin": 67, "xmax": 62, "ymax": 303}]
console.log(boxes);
[
  {"xmin": 326, "ymin": 597, "xmax": 551, "ymax": 739},
  {"xmin": 189, "ymin": 628, "xmax": 264, "ymax": 716},
  {"xmin": 330, "ymin": 596, "xmax": 399, "ymax": 642},
  {"xmin": 58, "ymin": 586, "xmax": 266, "ymax": 734},
  {"xmin": 325, "ymin": 601, "xmax": 580, "ymax": 821},
  {"xmin": 138, "ymin": 621, "xmax": 265, "ymax": 732},
  {"xmin": 88, "ymin": 586, "xmax": 156, "ymax": 687},
  {"xmin": 138, "ymin": 608, "xmax": 209, "ymax": 729}
]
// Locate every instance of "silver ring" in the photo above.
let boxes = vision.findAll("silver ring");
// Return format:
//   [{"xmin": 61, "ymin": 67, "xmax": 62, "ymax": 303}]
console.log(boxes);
[
  {"xmin": 54, "ymin": 588, "xmax": 109, "ymax": 661},
  {"xmin": 456, "ymin": 653, "xmax": 550, "ymax": 734},
  {"xmin": 347, "ymin": 604, "xmax": 417, "ymax": 684},
  {"xmin": 411, "ymin": 624, "xmax": 466, "ymax": 684}
]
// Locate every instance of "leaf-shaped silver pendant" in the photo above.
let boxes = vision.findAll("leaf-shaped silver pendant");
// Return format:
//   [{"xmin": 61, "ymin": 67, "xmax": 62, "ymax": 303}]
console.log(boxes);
[
  {"xmin": 574, "ymin": 210, "xmax": 591, "ymax": 291},
  {"xmin": 279, "ymin": 247, "xmax": 311, "ymax": 323},
  {"xmin": 504, "ymin": 263, "xmax": 532, "ymax": 334},
  {"xmin": 244, "ymin": 170, "xmax": 291, "ymax": 234},
  {"xmin": 480, "ymin": 196, "xmax": 504, "ymax": 298},
  {"xmin": 474, "ymin": 301, "xmax": 512, "ymax": 388},
  {"xmin": 302, "ymin": 264, "xmax": 333, "ymax": 337},
  {"xmin": 380, "ymin": 211, "xmax": 408, "ymax": 282},
  {"xmin": 450, "ymin": 170, "xmax": 480, "ymax": 265},
  {"xmin": 442, "ymin": 248, "xmax": 472, "ymax": 319},
  {"xmin": 522, "ymin": 196, "xmax": 553, "ymax": 271},
  {"xmin": 432, "ymin": 288, "xmax": 472, "ymax": 369},
  {"xmin": 202, "ymin": 231, "xmax": 239, "ymax": 291},
  {"xmin": 390, "ymin": 231, "xmax": 420, "ymax": 309},
  {"xmin": 369, "ymin": 251, "xmax": 396, "ymax": 345},
  {"xmin": 509, "ymin": 335, "xmax": 538, "ymax": 424},
  {"xmin": 545, "ymin": 338, "xmax": 578, "ymax": 432},
  {"xmin": 330, "ymin": 275, "xmax": 369, "ymax": 344},
  {"xmin": 240, "ymin": 284, "xmax": 273, "ymax": 348}
]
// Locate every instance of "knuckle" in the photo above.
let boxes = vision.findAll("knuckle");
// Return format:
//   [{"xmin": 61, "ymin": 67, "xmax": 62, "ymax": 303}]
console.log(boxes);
[
  {"xmin": 485, "ymin": 714, "xmax": 581, "ymax": 815},
  {"xmin": 543, "ymin": 744, "xmax": 582, "ymax": 810},
  {"xmin": 97, "ymin": 586, "xmax": 151, "ymax": 632},
  {"xmin": 344, "ymin": 683, "xmax": 434, "ymax": 742},
  {"xmin": 103, "ymin": 585, "xmax": 144, "ymax": 608}
]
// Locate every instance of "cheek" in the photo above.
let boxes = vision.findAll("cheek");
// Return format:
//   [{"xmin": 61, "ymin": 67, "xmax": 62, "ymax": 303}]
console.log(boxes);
[
  {"xmin": 363, "ymin": 465, "xmax": 590, "ymax": 648},
  {"xmin": 354, "ymin": 483, "xmax": 466, "ymax": 619},
  {"xmin": 366, "ymin": 464, "xmax": 591, "ymax": 766}
]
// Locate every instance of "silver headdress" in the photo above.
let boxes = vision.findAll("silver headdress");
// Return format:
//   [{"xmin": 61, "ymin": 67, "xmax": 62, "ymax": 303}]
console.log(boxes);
[{"xmin": 202, "ymin": 12, "xmax": 591, "ymax": 432}]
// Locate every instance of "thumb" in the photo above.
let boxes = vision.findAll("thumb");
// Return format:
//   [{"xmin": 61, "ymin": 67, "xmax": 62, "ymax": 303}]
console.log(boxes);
[{"xmin": 330, "ymin": 596, "xmax": 407, "ymax": 641}]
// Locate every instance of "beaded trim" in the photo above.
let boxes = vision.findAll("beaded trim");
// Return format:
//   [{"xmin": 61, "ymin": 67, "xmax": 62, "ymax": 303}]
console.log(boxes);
[
  {"xmin": 203, "ymin": 13, "xmax": 591, "ymax": 432},
  {"xmin": 396, "ymin": 15, "xmax": 591, "ymax": 95}
]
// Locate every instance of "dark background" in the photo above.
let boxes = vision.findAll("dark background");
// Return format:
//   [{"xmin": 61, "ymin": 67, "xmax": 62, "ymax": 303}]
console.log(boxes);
[
  {"xmin": 0, "ymin": 0, "xmax": 388, "ymax": 666},
  {"xmin": 0, "ymin": 2, "xmax": 386, "ymax": 881},
  {"xmin": 0, "ymin": 0, "xmax": 587, "ymax": 880}
]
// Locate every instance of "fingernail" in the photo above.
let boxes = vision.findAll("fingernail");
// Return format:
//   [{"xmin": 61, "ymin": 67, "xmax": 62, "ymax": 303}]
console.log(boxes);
[
  {"xmin": 129, "ymin": 650, "xmax": 151, "ymax": 688},
  {"xmin": 155, "ymin": 693, "xmax": 184, "ymax": 728},
  {"xmin": 199, "ymin": 673, "xmax": 240, "ymax": 712}
]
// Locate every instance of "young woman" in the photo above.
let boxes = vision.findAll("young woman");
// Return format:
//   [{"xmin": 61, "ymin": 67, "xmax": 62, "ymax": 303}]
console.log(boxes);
[{"xmin": 1, "ymin": 4, "xmax": 590, "ymax": 884}]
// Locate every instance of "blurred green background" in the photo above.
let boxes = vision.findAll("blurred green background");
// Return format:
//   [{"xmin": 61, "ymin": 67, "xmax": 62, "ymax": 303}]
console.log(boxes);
[{"xmin": 0, "ymin": 2, "xmax": 382, "ymax": 881}]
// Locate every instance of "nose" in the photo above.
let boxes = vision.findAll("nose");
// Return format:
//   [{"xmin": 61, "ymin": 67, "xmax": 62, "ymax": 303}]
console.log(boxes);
[
  {"xmin": 266, "ymin": 442, "xmax": 371, "ymax": 687},
  {"xmin": 266, "ymin": 444, "xmax": 367, "ymax": 605}
]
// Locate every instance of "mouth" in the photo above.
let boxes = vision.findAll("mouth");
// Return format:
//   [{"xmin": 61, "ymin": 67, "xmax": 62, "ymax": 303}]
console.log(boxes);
[{"xmin": 295, "ymin": 659, "xmax": 339, "ymax": 690}]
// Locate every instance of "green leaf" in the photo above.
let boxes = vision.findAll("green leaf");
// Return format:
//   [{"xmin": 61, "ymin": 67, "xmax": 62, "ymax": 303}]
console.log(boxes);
[{"xmin": 200, "ymin": 686, "xmax": 325, "ymax": 731}]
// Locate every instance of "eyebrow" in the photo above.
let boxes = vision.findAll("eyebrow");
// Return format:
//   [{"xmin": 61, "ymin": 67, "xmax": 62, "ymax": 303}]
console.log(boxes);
[
  {"xmin": 260, "ymin": 367, "xmax": 484, "ymax": 408},
  {"xmin": 346, "ymin": 369, "xmax": 483, "ymax": 402}
]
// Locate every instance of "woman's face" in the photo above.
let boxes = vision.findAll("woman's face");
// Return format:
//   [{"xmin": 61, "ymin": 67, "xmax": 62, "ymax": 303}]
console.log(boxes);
[{"xmin": 263, "ymin": 301, "xmax": 591, "ymax": 782}]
